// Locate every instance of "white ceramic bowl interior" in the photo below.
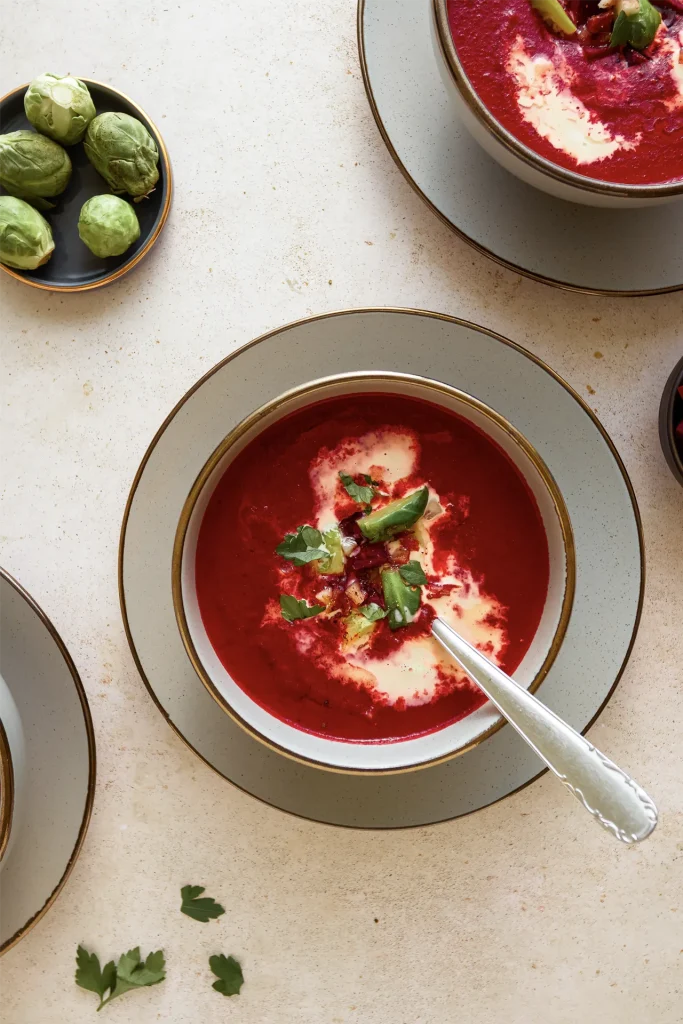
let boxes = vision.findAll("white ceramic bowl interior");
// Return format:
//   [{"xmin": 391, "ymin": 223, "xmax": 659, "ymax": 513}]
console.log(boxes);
[
  {"xmin": 430, "ymin": 0, "xmax": 682, "ymax": 209},
  {"xmin": 0, "ymin": 669, "xmax": 25, "ymax": 866},
  {"xmin": 178, "ymin": 373, "xmax": 572, "ymax": 772}
]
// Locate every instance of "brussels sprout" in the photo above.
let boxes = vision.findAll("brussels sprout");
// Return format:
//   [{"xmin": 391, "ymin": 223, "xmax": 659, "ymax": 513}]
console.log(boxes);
[
  {"xmin": 0, "ymin": 130, "xmax": 71, "ymax": 208},
  {"xmin": 24, "ymin": 74, "xmax": 96, "ymax": 145},
  {"xmin": 84, "ymin": 112, "xmax": 159, "ymax": 198},
  {"xmin": 0, "ymin": 195, "xmax": 54, "ymax": 269},
  {"xmin": 78, "ymin": 194, "xmax": 140, "ymax": 257}
]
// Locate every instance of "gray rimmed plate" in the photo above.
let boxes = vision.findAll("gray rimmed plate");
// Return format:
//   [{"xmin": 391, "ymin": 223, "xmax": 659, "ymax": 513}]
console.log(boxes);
[
  {"xmin": 0, "ymin": 568, "xmax": 95, "ymax": 953},
  {"xmin": 358, "ymin": 0, "xmax": 683, "ymax": 296},
  {"xmin": 119, "ymin": 308, "xmax": 644, "ymax": 829}
]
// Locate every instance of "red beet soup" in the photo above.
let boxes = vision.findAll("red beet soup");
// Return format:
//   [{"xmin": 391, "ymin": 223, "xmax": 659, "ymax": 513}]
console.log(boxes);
[
  {"xmin": 194, "ymin": 393, "xmax": 550, "ymax": 743},
  {"xmin": 447, "ymin": 0, "xmax": 683, "ymax": 185}
]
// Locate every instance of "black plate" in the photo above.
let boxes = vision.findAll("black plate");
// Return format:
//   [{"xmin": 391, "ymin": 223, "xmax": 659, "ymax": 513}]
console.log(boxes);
[{"xmin": 0, "ymin": 80, "xmax": 171, "ymax": 291}]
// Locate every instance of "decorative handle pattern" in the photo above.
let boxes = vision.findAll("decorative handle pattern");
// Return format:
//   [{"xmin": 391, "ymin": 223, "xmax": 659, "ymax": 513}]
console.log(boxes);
[{"xmin": 432, "ymin": 617, "xmax": 657, "ymax": 844}]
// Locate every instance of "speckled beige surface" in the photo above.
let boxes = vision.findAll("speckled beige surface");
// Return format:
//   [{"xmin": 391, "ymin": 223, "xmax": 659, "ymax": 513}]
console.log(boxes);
[{"xmin": 1, "ymin": 0, "xmax": 682, "ymax": 1020}]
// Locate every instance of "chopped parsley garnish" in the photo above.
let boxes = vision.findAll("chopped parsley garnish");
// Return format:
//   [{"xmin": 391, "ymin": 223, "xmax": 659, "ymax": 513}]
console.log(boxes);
[
  {"xmin": 180, "ymin": 885, "xmax": 225, "ymax": 922},
  {"xmin": 399, "ymin": 561, "xmax": 427, "ymax": 587},
  {"xmin": 209, "ymin": 954, "xmax": 244, "ymax": 997},
  {"xmin": 339, "ymin": 471, "xmax": 377, "ymax": 505},
  {"xmin": 280, "ymin": 594, "xmax": 325, "ymax": 622},
  {"xmin": 359, "ymin": 602, "xmax": 387, "ymax": 621},
  {"xmin": 276, "ymin": 524, "xmax": 328, "ymax": 565},
  {"xmin": 75, "ymin": 945, "xmax": 165, "ymax": 1011}
]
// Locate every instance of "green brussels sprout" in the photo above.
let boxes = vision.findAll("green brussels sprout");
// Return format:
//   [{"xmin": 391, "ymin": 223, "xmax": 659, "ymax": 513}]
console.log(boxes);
[
  {"xmin": 24, "ymin": 73, "xmax": 96, "ymax": 145},
  {"xmin": 84, "ymin": 112, "xmax": 159, "ymax": 198},
  {"xmin": 0, "ymin": 195, "xmax": 54, "ymax": 269},
  {"xmin": 78, "ymin": 194, "xmax": 140, "ymax": 257},
  {"xmin": 0, "ymin": 130, "xmax": 71, "ymax": 208}
]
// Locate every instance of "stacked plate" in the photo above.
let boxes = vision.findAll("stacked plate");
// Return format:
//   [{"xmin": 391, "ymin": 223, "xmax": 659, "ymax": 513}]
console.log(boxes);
[
  {"xmin": 120, "ymin": 308, "xmax": 644, "ymax": 829},
  {"xmin": 0, "ymin": 570, "xmax": 95, "ymax": 953}
]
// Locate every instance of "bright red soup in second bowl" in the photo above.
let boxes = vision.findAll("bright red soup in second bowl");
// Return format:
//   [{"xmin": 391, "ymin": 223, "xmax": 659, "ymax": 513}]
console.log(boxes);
[{"xmin": 194, "ymin": 393, "xmax": 550, "ymax": 743}]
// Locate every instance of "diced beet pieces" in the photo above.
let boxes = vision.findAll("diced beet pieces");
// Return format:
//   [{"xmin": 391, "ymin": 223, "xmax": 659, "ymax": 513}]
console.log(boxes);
[
  {"xmin": 349, "ymin": 542, "xmax": 387, "ymax": 571},
  {"xmin": 586, "ymin": 12, "xmax": 614, "ymax": 33},
  {"xmin": 339, "ymin": 511, "xmax": 364, "ymax": 541}
]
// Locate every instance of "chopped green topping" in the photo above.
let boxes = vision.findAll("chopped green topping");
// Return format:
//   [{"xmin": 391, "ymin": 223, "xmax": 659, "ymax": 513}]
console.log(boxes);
[
  {"xmin": 360, "ymin": 602, "xmax": 387, "ymax": 621},
  {"xmin": 399, "ymin": 561, "xmax": 428, "ymax": 587},
  {"xmin": 529, "ymin": 0, "xmax": 577, "ymax": 35},
  {"xmin": 381, "ymin": 568, "xmax": 421, "ymax": 631},
  {"xmin": 280, "ymin": 594, "xmax": 325, "ymax": 622},
  {"xmin": 317, "ymin": 527, "xmax": 345, "ymax": 574},
  {"xmin": 276, "ymin": 524, "xmax": 328, "ymax": 565},
  {"xmin": 358, "ymin": 486, "xmax": 429, "ymax": 543},
  {"xmin": 610, "ymin": 0, "xmax": 660, "ymax": 49},
  {"xmin": 339, "ymin": 471, "xmax": 376, "ymax": 505},
  {"xmin": 343, "ymin": 608, "xmax": 379, "ymax": 649}
]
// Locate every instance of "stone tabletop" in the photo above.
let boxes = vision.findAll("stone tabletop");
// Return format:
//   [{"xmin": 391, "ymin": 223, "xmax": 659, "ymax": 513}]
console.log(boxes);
[{"xmin": 1, "ymin": 1, "xmax": 682, "ymax": 1021}]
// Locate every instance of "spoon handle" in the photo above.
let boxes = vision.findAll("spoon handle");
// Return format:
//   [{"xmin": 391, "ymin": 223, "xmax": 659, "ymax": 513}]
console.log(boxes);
[{"xmin": 431, "ymin": 617, "xmax": 657, "ymax": 844}]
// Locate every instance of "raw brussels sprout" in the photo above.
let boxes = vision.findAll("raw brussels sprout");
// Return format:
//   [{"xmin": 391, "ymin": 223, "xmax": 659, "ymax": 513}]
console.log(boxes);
[
  {"xmin": 24, "ymin": 74, "xmax": 96, "ymax": 145},
  {"xmin": 0, "ymin": 130, "xmax": 71, "ymax": 208},
  {"xmin": 0, "ymin": 195, "xmax": 54, "ymax": 269},
  {"xmin": 78, "ymin": 194, "xmax": 140, "ymax": 257},
  {"xmin": 84, "ymin": 112, "xmax": 159, "ymax": 198}
]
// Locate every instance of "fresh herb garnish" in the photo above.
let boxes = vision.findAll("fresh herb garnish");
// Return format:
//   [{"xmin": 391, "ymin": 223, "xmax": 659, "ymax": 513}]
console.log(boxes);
[
  {"xmin": 209, "ymin": 954, "xmax": 244, "ymax": 997},
  {"xmin": 280, "ymin": 594, "xmax": 325, "ymax": 622},
  {"xmin": 610, "ymin": 0, "xmax": 660, "ymax": 49},
  {"xmin": 359, "ymin": 602, "xmax": 387, "ymax": 621},
  {"xmin": 276, "ymin": 524, "xmax": 328, "ymax": 565},
  {"xmin": 76, "ymin": 945, "xmax": 165, "ymax": 1012},
  {"xmin": 339, "ymin": 471, "xmax": 376, "ymax": 505},
  {"xmin": 399, "ymin": 561, "xmax": 428, "ymax": 587},
  {"xmin": 180, "ymin": 885, "xmax": 225, "ymax": 923},
  {"xmin": 381, "ymin": 569, "xmax": 421, "ymax": 631}
]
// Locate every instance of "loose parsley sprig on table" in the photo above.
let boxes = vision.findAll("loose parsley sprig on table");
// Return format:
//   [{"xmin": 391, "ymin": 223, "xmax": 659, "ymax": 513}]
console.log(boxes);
[
  {"xmin": 75, "ymin": 945, "xmax": 165, "ymax": 1011},
  {"xmin": 209, "ymin": 954, "xmax": 245, "ymax": 997},
  {"xmin": 180, "ymin": 884, "xmax": 225, "ymax": 922}
]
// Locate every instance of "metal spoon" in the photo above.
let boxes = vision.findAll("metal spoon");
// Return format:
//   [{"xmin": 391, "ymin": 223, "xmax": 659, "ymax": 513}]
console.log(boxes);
[{"xmin": 431, "ymin": 617, "xmax": 657, "ymax": 844}]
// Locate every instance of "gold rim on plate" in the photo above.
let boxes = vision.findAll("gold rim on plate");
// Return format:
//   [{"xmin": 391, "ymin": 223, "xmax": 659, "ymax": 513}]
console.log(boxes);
[
  {"xmin": 172, "ymin": 369, "xmax": 576, "ymax": 776},
  {"xmin": 119, "ymin": 308, "xmax": 645, "ymax": 824},
  {"xmin": 0, "ymin": 719, "xmax": 13, "ymax": 863},
  {"xmin": 356, "ymin": 0, "xmax": 683, "ymax": 298},
  {"xmin": 0, "ymin": 79, "xmax": 172, "ymax": 293},
  {"xmin": 0, "ymin": 567, "xmax": 96, "ymax": 955}
]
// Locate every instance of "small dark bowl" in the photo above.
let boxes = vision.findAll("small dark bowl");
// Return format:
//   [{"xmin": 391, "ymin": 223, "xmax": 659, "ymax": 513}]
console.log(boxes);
[
  {"xmin": 659, "ymin": 355, "xmax": 683, "ymax": 487},
  {"xmin": 0, "ymin": 80, "xmax": 171, "ymax": 292}
]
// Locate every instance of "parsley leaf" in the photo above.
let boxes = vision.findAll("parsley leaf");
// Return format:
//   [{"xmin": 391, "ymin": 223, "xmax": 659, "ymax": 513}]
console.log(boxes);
[
  {"xmin": 280, "ymin": 594, "xmax": 325, "ymax": 622},
  {"xmin": 276, "ymin": 525, "xmax": 328, "ymax": 565},
  {"xmin": 339, "ymin": 471, "xmax": 376, "ymax": 505},
  {"xmin": 399, "ymin": 561, "xmax": 428, "ymax": 586},
  {"xmin": 76, "ymin": 945, "xmax": 165, "ymax": 1011},
  {"xmin": 360, "ymin": 602, "xmax": 387, "ymax": 621},
  {"xmin": 75, "ymin": 946, "xmax": 116, "ymax": 1010},
  {"xmin": 210, "ymin": 954, "xmax": 245, "ymax": 997},
  {"xmin": 180, "ymin": 884, "xmax": 225, "ymax": 923}
]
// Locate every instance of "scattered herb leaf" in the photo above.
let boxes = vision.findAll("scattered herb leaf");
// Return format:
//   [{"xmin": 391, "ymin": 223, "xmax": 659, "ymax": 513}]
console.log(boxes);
[
  {"xmin": 280, "ymin": 594, "xmax": 325, "ymax": 622},
  {"xmin": 399, "ymin": 561, "xmax": 428, "ymax": 587},
  {"xmin": 381, "ymin": 569, "xmax": 421, "ymax": 630},
  {"xmin": 360, "ymin": 602, "xmax": 387, "ymax": 621},
  {"xmin": 76, "ymin": 945, "xmax": 165, "ymax": 1012},
  {"xmin": 180, "ymin": 885, "xmax": 225, "ymax": 923},
  {"xmin": 339, "ymin": 471, "xmax": 376, "ymax": 505},
  {"xmin": 75, "ymin": 946, "xmax": 117, "ymax": 1011},
  {"xmin": 276, "ymin": 525, "xmax": 328, "ymax": 565},
  {"xmin": 209, "ymin": 954, "xmax": 244, "ymax": 997}
]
